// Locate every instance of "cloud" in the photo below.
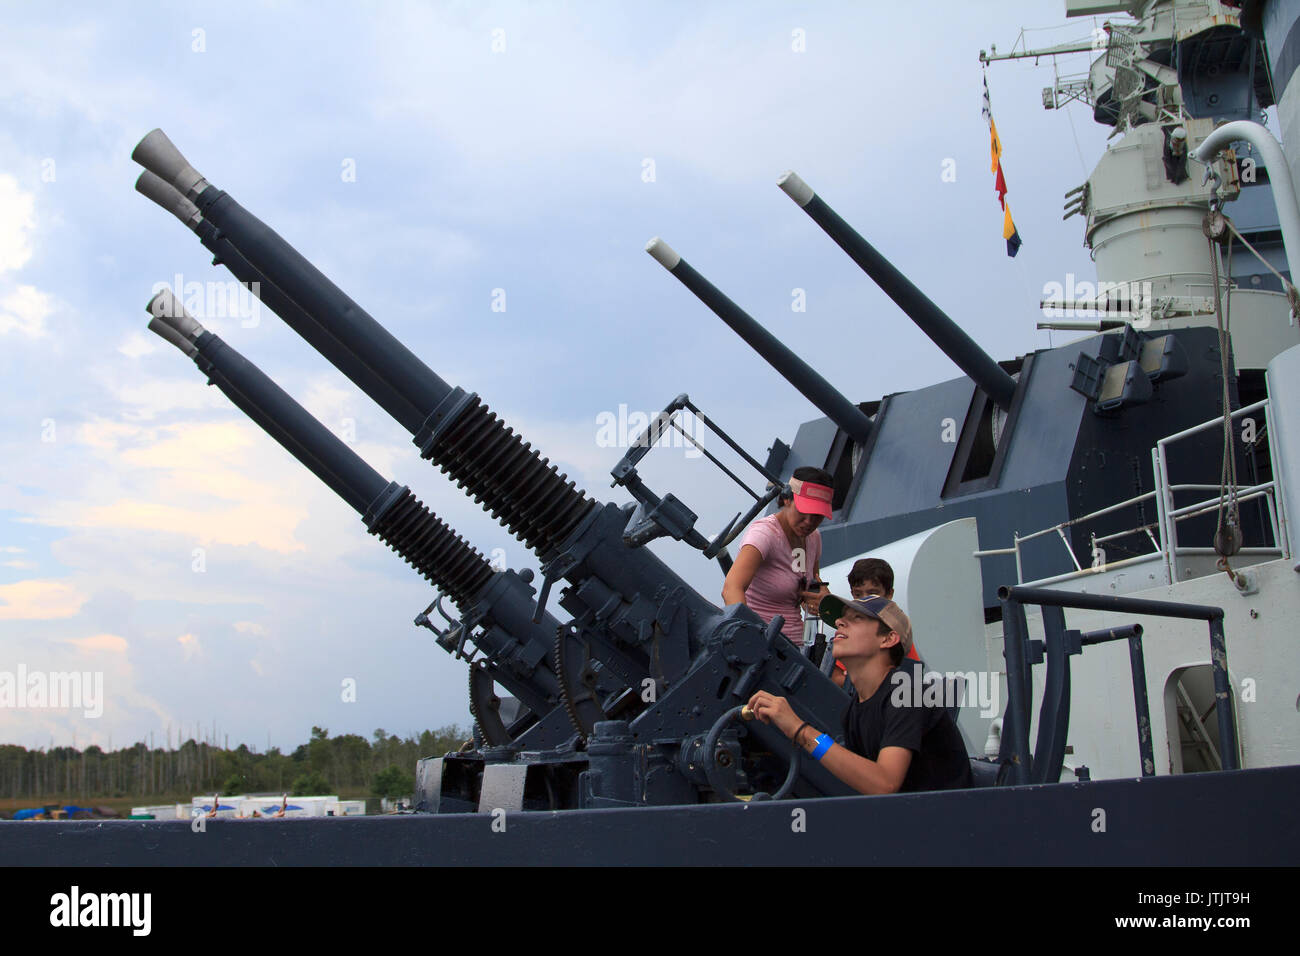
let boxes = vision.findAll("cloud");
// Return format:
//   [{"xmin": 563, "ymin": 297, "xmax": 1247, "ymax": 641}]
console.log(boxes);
[
  {"xmin": 0, "ymin": 579, "xmax": 87, "ymax": 620},
  {"xmin": 0, "ymin": 284, "xmax": 51, "ymax": 337},
  {"xmin": 108, "ymin": 379, "xmax": 226, "ymax": 423},
  {"xmin": 3, "ymin": 559, "xmax": 36, "ymax": 570},
  {"xmin": 0, "ymin": 177, "xmax": 54, "ymax": 339},
  {"xmin": 75, "ymin": 497, "xmax": 309, "ymax": 554},
  {"xmin": 116, "ymin": 330, "xmax": 157, "ymax": 359},
  {"xmin": 0, "ymin": 624, "xmax": 172, "ymax": 746},
  {"xmin": 297, "ymin": 378, "xmax": 361, "ymax": 438},
  {"xmin": 109, "ymin": 421, "xmax": 252, "ymax": 471},
  {"xmin": 0, "ymin": 174, "xmax": 35, "ymax": 273},
  {"xmin": 177, "ymin": 632, "xmax": 201, "ymax": 659},
  {"xmin": 65, "ymin": 632, "xmax": 128, "ymax": 654},
  {"xmin": 50, "ymin": 420, "xmax": 315, "ymax": 553}
]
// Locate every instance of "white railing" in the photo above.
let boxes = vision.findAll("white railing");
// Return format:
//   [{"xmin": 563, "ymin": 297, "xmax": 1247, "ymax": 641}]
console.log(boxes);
[
  {"xmin": 974, "ymin": 398, "xmax": 1290, "ymax": 585},
  {"xmin": 1153, "ymin": 398, "xmax": 1289, "ymax": 584}
]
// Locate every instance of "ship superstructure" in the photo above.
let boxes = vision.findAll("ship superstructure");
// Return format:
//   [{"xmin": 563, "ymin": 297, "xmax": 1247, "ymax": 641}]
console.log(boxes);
[{"xmin": 768, "ymin": 0, "xmax": 1300, "ymax": 779}]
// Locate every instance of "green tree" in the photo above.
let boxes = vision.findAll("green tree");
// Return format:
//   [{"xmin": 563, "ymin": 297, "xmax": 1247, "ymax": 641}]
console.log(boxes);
[
  {"xmin": 371, "ymin": 765, "xmax": 413, "ymax": 800},
  {"xmin": 307, "ymin": 726, "xmax": 333, "ymax": 786},
  {"xmin": 290, "ymin": 771, "xmax": 330, "ymax": 795}
]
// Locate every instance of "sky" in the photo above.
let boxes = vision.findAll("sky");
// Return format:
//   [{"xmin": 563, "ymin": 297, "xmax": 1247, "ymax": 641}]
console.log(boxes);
[{"xmin": 0, "ymin": 0, "xmax": 1119, "ymax": 753}]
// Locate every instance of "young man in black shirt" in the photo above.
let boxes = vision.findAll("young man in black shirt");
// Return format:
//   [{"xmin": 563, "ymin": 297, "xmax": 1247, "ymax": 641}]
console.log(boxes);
[{"xmin": 747, "ymin": 594, "xmax": 971, "ymax": 795}]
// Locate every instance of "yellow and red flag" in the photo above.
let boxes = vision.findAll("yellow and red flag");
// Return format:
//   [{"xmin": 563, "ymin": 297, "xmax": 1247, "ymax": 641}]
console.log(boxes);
[{"xmin": 983, "ymin": 73, "xmax": 1022, "ymax": 257}]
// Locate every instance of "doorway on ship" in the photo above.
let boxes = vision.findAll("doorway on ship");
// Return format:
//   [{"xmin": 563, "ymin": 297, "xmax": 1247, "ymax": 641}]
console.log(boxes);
[{"xmin": 1163, "ymin": 664, "xmax": 1230, "ymax": 773}]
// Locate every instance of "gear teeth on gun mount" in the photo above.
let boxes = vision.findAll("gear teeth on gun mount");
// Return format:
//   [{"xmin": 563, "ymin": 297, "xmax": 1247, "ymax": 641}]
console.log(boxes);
[
  {"xmin": 467, "ymin": 664, "xmax": 512, "ymax": 747},
  {"xmin": 367, "ymin": 488, "xmax": 495, "ymax": 608},
  {"xmin": 554, "ymin": 627, "xmax": 595, "ymax": 741},
  {"xmin": 424, "ymin": 397, "xmax": 595, "ymax": 560}
]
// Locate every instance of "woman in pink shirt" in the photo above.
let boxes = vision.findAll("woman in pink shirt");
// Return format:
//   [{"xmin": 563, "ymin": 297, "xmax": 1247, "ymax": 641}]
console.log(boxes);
[{"xmin": 721, "ymin": 466, "xmax": 834, "ymax": 647}]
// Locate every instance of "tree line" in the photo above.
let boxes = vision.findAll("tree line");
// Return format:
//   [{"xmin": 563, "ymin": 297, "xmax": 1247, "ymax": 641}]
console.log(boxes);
[{"xmin": 0, "ymin": 725, "xmax": 468, "ymax": 804}]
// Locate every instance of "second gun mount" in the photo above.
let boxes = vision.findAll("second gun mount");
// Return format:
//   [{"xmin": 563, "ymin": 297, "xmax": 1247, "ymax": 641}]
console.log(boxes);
[{"xmin": 644, "ymin": 171, "xmax": 1259, "ymax": 615}]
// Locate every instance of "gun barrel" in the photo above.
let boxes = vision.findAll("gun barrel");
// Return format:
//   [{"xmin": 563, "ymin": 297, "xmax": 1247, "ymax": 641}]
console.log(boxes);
[
  {"xmin": 132, "ymin": 129, "xmax": 208, "ymax": 200},
  {"xmin": 778, "ymin": 171, "xmax": 1018, "ymax": 411},
  {"xmin": 146, "ymin": 294, "xmax": 578, "ymax": 719},
  {"xmin": 146, "ymin": 290, "xmax": 494, "ymax": 607},
  {"xmin": 646, "ymin": 238, "xmax": 873, "ymax": 445},
  {"xmin": 135, "ymin": 172, "xmax": 427, "ymax": 434},
  {"xmin": 133, "ymin": 130, "xmax": 594, "ymax": 560},
  {"xmin": 134, "ymin": 132, "xmax": 450, "ymax": 413},
  {"xmin": 135, "ymin": 171, "xmax": 203, "ymax": 232},
  {"xmin": 146, "ymin": 316, "xmax": 196, "ymax": 357}
]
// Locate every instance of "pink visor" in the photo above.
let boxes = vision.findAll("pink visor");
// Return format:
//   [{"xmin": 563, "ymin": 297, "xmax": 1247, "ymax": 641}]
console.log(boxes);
[{"xmin": 788, "ymin": 477, "xmax": 833, "ymax": 518}]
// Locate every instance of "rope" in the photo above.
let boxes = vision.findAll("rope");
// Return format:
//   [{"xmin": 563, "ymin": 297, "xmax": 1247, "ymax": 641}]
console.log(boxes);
[
  {"xmin": 1208, "ymin": 234, "xmax": 1242, "ymax": 564},
  {"xmin": 1223, "ymin": 216, "xmax": 1300, "ymax": 324}
]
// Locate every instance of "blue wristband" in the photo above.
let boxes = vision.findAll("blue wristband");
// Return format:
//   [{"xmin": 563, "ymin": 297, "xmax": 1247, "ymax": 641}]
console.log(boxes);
[{"xmin": 810, "ymin": 733, "xmax": 833, "ymax": 761}]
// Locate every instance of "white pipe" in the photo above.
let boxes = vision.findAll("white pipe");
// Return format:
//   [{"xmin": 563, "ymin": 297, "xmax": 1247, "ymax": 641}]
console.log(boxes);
[
  {"xmin": 1191, "ymin": 121, "xmax": 1300, "ymax": 283},
  {"xmin": 983, "ymin": 719, "xmax": 1002, "ymax": 760}
]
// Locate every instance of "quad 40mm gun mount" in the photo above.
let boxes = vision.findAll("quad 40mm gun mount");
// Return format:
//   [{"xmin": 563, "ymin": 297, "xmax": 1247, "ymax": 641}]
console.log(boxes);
[
  {"xmin": 645, "ymin": 173, "xmax": 1021, "ymax": 439},
  {"xmin": 132, "ymin": 129, "xmax": 861, "ymax": 811},
  {"xmin": 641, "ymin": 171, "xmax": 1024, "ymax": 533}
]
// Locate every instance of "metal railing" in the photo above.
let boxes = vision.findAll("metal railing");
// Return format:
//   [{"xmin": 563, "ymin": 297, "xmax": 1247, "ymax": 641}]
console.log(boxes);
[
  {"xmin": 975, "ymin": 398, "xmax": 1289, "ymax": 585},
  {"xmin": 996, "ymin": 586, "xmax": 1238, "ymax": 785},
  {"xmin": 1153, "ymin": 398, "xmax": 1289, "ymax": 583}
]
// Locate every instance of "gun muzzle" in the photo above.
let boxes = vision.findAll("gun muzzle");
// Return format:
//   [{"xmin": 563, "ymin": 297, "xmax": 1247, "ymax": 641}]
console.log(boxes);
[
  {"xmin": 132, "ymin": 129, "xmax": 595, "ymax": 561},
  {"xmin": 778, "ymin": 171, "xmax": 1019, "ymax": 411},
  {"xmin": 146, "ymin": 316, "xmax": 197, "ymax": 357},
  {"xmin": 132, "ymin": 129, "xmax": 209, "ymax": 201},
  {"xmin": 143, "ymin": 294, "xmax": 495, "ymax": 604},
  {"xmin": 136, "ymin": 172, "xmax": 427, "ymax": 434},
  {"xmin": 147, "ymin": 288, "xmax": 204, "ymax": 343},
  {"xmin": 136, "ymin": 171, "xmax": 203, "ymax": 232},
  {"xmin": 645, "ymin": 237, "xmax": 873, "ymax": 446}
]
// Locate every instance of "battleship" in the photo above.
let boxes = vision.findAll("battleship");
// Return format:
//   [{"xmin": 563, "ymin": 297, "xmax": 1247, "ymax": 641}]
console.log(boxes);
[{"xmin": 6, "ymin": 0, "xmax": 1300, "ymax": 866}]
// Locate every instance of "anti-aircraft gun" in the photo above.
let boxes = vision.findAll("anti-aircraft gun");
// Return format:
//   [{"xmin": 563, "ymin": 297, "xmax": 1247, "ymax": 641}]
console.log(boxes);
[
  {"xmin": 651, "ymin": 169, "xmax": 1252, "ymax": 611},
  {"xmin": 131, "ymin": 129, "xmax": 867, "ymax": 811},
  {"xmin": 644, "ymin": 169, "xmax": 1262, "ymax": 772},
  {"xmin": 642, "ymin": 169, "xmax": 1025, "ymax": 525},
  {"xmin": 142, "ymin": 288, "xmax": 615, "ymax": 760}
]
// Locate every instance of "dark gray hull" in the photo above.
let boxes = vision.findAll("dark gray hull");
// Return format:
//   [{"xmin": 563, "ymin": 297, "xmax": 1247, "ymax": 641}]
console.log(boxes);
[{"xmin": 6, "ymin": 764, "xmax": 1296, "ymax": 866}]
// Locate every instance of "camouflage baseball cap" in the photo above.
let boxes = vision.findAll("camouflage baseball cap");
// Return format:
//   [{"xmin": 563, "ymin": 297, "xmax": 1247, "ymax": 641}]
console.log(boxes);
[{"xmin": 818, "ymin": 594, "xmax": 912, "ymax": 654}]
